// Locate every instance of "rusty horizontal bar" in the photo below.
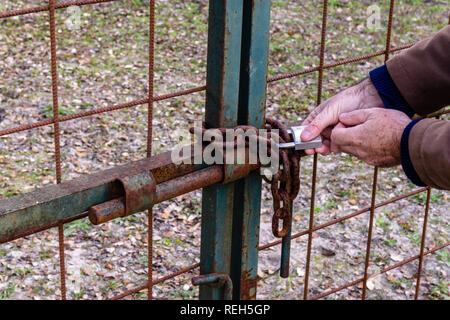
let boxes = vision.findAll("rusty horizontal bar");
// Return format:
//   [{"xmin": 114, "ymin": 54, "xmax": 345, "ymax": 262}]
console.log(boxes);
[
  {"xmin": 266, "ymin": 43, "xmax": 415, "ymax": 83},
  {"xmin": 109, "ymin": 241, "xmax": 449, "ymax": 301},
  {"xmin": 0, "ymin": 144, "xmax": 262, "ymax": 242},
  {"xmin": 258, "ymin": 187, "xmax": 429, "ymax": 251},
  {"xmin": 0, "ymin": 43, "xmax": 416, "ymax": 139},
  {"xmin": 0, "ymin": 148, "xmax": 207, "ymax": 243},
  {"xmin": 311, "ymin": 241, "xmax": 449, "ymax": 300},
  {"xmin": 0, "ymin": 0, "xmax": 119, "ymax": 19},
  {"xmin": 89, "ymin": 165, "xmax": 224, "ymax": 225},
  {"xmin": 0, "ymin": 86, "xmax": 206, "ymax": 137},
  {"xmin": 110, "ymin": 263, "xmax": 201, "ymax": 300}
]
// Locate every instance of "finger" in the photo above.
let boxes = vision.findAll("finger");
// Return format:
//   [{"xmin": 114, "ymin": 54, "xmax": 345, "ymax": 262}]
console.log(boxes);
[
  {"xmin": 321, "ymin": 126, "xmax": 333, "ymax": 140},
  {"xmin": 319, "ymin": 145, "xmax": 331, "ymax": 156},
  {"xmin": 336, "ymin": 144, "xmax": 367, "ymax": 161},
  {"xmin": 304, "ymin": 148, "xmax": 315, "ymax": 155},
  {"xmin": 330, "ymin": 126, "xmax": 362, "ymax": 148},
  {"xmin": 330, "ymin": 142, "xmax": 339, "ymax": 153},
  {"xmin": 334, "ymin": 122, "xmax": 347, "ymax": 130},
  {"xmin": 330, "ymin": 140, "xmax": 342, "ymax": 154},
  {"xmin": 315, "ymin": 139, "xmax": 330, "ymax": 154},
  {"xmin": 339, "ymin": 109, "xmax": 371, "ymax": 127},
  {"xmin": 301, "ymin": 104, "xmax": 325, "ymax": 126},
  {"xmin": 301, "ymin": 105, "xmax": 338, "ymax": 142}
]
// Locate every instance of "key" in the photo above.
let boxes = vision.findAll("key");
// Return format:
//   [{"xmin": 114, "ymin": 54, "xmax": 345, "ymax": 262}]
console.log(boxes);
[{"xmin": 278, "ymin": 125, "xmax": 322, "ymax": 150}]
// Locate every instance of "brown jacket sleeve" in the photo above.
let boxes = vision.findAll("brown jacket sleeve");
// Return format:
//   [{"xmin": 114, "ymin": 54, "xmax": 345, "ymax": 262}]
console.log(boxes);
[
  {"xmin": 408, "ymin": 119, "xmax": 450, "ymax": 190},
  {"xmin": 386, "ymin": 25, "xmax": 450, "ymax": 116},
  {"xmin": 386, "ymin": 26, "xmax": 450, "ymax": 190}
]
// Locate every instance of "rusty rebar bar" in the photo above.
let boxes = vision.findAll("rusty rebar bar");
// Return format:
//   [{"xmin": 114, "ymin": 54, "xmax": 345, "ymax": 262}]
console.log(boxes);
[
  {"xmin": 0, "ymin": 42, "xmax": 417, "ymax": 139},
  {"xmin": 302, "ymin": 153, "xmax": 317, "ymax": 300},
  {"xmin": 109, "ymin": 240, "xmax": 450, "ymax": 301},
  {"xmin": 48, "ymin": 0, "xmax": 67, "ymax": 301},
  {"xmin": 362, "ymin": 0, "xmax": 395, "ymax": 300},
  {"xmin": 110, "ymin": 263, "xmax": 200, "ymax": 300},
  {"xmin": 0, "ymin": 0, "xmax": 120, "ymax": 19},
  {"xmin": 303, "ymin": 0, "xmax": 328, "ymax": 301},
  {"xmin": 146, "ymin": 0, "xmax": 156, "ymax": 301},
  {"xmin": 414, "ymin": 187, "xmax": 432, "ymax": 299},
  {"xmin": 0, "ymin": 88, "xmax": 206, "ymax": 138},
  {"xmin": 258, "ymin": 187, "xmax": 429, "ymax": 251},
  {"xmin": 361, "ymin": 166, "xmax": 378, "ymax": 299},
  {"xmin": 312, "ymin": 242, "xmax": 449, "ymax": 300}
]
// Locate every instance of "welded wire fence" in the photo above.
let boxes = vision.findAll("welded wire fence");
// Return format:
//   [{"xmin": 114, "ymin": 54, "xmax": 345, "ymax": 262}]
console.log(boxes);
[{"xmin": 0, "ymin": 0, "xmax": 448, "ymax": 300}]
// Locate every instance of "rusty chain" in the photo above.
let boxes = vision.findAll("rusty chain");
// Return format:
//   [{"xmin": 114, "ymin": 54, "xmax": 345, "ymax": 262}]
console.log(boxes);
[
  {"xmin": 191, "ymin": 117, "xmax": 301, "ymax": 238},
  {"xmin": 264, "ymin": 118, "xmax": 301, "ymax": 238}
]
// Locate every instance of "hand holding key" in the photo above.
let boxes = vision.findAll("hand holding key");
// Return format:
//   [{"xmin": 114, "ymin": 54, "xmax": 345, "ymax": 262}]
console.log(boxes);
[{"xmin": 300, "ymin": 78, "xmax": 384, "ymax": 155}]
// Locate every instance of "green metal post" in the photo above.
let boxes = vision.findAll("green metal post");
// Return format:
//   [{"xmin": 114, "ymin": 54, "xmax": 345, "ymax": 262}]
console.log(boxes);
[
  {"xmin": 230, "ymin": 0, "xmax": 271, "ymax": 300},
  {"xmin": 199, "ymin": 0, "xmax": 244, "ymax": 300}
]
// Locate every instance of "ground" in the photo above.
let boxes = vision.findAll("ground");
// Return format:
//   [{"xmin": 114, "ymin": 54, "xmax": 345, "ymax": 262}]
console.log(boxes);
[{"xmin": 0, "ymin": 0, "xmax": 448, "ymax": 300}]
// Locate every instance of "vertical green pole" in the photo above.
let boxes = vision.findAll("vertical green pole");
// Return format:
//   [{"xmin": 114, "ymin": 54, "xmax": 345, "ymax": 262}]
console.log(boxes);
[
  {"xmin": 230, "ymin": 0, "xmax": 271, "ymax": 300},
  {"xmin": 199, "ymin": 0, "xmax": 244, "ymax": 300}
]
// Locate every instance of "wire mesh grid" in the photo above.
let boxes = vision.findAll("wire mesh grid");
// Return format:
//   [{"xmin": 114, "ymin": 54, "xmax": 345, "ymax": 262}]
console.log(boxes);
[{"xmin": 0, "ymin": 0, "xmax": 448, "ymax": 300}]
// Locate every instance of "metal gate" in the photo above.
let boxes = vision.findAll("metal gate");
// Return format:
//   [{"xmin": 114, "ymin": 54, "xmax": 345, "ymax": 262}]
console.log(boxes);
[{"xmin": 0, "ymin": 0, "xmax": 448, "ymax": 300}]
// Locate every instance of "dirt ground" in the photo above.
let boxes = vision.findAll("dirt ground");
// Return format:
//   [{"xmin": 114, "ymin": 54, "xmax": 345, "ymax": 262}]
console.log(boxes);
[{"xmin": 0, "ymin": 0, "xmax": 448, "ymax": 300}]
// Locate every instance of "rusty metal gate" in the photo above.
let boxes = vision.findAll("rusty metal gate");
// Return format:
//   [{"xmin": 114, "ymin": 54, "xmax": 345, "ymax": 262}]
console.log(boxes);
[{"xmin": 0, "ymin": 0, "xmax": 448, "ymax": 300}]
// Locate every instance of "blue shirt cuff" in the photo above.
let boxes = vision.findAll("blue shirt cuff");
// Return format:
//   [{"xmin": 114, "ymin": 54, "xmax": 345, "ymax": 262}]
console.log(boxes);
[
  {"xmin": 369, "ymin": 65, "xmax": 415, "ymax": 118},
  {"xmin": 400, "ymin": 119, "xmax": 427, "ymax": 187}
]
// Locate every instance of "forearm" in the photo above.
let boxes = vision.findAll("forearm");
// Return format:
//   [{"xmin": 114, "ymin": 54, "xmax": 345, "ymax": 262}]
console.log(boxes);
[
  {"xmin": 385, "ymin": 26, "xmax": 450, "ymax": 116},
  {"xmin": 401, "ymin": 118, "xmax": 450, "ymax": 190}
]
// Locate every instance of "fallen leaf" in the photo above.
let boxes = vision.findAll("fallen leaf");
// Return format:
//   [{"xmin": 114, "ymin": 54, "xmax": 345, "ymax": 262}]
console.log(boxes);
[
  {"xmin": 390, "ymin": 253, "xmax": 403, "ymax": 262},
  {"xmin": 82, "ymin": 267, "xmax": 92, "ymax": 276},
  {"xmin": 257, "ymin": 269, "xmax": 267, "ymax": 279},
  {"xmin": 366, "ymin": 278, "xmax": 375, "ymax": 290},
  {"xmin": 321, "ymin": 246, "xmax": 336, "ymax": 257},
  {"xmin": 165, "ymin": 231, "xmax": 174, "ymax": 237},
  {"xmin": 161, "ymin": 212, "xmax": 170, "ymax": 219},
  {"xmin": 188, "ymin": 222, "xmax": 200, "ymax": 233},
  {"xmin": 105, "ymin": 263, "xmax": 115, "ymax": 270}
]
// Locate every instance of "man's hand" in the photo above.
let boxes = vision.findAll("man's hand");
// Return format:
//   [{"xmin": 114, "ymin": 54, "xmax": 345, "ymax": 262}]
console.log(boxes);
[
  {"xmin": 329, "ymin": 108, "xmax": 411, "ymax": 167},
  {"xmin": 301, "ymin": 78, "xmax": 384, "ymax": 155}
]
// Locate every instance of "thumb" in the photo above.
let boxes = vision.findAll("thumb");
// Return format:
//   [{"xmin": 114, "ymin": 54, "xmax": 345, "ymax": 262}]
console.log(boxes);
[
  {"xmin": 301, "ymin": 108, "xmax": 335, "ymax": 142},
  {"xmin": 339, "ymin": 109, "xmax": 371, "ymax": 127}
]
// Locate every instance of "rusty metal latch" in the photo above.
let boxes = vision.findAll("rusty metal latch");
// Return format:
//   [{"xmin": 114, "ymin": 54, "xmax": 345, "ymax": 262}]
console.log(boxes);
[
  {"xmin": 88, "ymin": 171, "xmax": 156, "ymax": 225},
  {"xmin": 192, "ymin": 273, "xmax": 233, "ymax": 300}
]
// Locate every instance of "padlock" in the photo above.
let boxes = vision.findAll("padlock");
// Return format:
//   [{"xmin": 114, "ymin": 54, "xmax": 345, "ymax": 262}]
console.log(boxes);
[{"xmin": 279, "ymin": 125, "xmax": 322, "ymax": 150}]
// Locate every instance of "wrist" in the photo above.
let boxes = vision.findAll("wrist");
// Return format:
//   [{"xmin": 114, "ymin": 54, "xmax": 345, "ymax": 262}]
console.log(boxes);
[
  {"xmin": 357, "ymin": 78, "xmax": 385, "ymax": 110},
  {"xmin": 393, "ymin": 117, "xmax": 410, "ymax": 164},
  {"xmin": 400, "ymin": 119, "xmax": 426, "ymax": 186},
  {"xmin": 369, "ymin": 65, "xmax": 415, "ymax": 117}
]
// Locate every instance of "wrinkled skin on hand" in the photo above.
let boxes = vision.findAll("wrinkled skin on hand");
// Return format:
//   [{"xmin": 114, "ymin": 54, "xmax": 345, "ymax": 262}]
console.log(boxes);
[
  {"xmin": 301, "ymin": 78, "xmax": 384, "ymax": 155},
  {"xmin": 329, "ymin": 108, "xmax": 411, "ymax": 167}
]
